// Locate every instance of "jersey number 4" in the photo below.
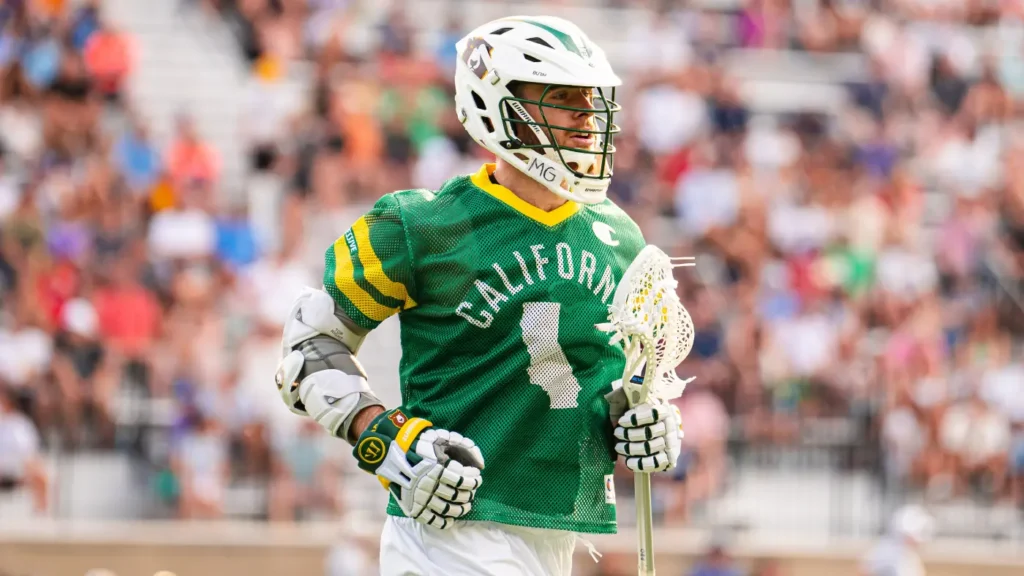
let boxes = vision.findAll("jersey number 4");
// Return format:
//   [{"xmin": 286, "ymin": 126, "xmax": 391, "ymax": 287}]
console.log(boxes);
[{"xmin": 520, "ymin": 302, "xmax": 581, "ymax": 409}]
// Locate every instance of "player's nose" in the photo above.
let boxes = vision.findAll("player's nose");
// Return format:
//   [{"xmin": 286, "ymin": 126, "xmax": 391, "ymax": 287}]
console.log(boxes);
[
  {"xmin": 574, "ymin": 103, "xmax": 595, "ymax": 121},
  {"xmin": 570, "ymin": 108, "xmax": 595, "ymax": 131}
]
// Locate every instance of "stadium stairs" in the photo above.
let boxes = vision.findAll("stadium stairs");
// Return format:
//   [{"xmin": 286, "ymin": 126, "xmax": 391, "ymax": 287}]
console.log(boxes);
[{"xmin": 102, "ymin": 0, "xmax": 248, "ymax": 200}]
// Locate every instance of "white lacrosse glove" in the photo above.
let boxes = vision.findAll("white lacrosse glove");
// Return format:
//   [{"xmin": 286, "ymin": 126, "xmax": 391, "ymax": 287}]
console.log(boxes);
[
  {"xmin": 607, "ymin": 390, "xmax": 684, "ymax": 473},
  {"xmin": 354, "ymin": 408, "xmax": 484, "ymax": 529}
]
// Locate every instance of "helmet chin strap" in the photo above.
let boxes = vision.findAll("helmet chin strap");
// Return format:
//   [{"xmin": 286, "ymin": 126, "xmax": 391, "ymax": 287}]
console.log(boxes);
[{"xmin": 558, "ymin": 148, "xmax": 601, "ymax": 178}]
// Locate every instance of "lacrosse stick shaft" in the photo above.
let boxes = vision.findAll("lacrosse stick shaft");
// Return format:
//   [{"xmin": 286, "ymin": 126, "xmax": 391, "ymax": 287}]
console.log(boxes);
[
  {"xmin": 624, "ymin": 346, "xmax": 658, "ymax": 576},
  {"xmin": 635, "ymin": 472, "xmax": 656, "ymax": 575}
]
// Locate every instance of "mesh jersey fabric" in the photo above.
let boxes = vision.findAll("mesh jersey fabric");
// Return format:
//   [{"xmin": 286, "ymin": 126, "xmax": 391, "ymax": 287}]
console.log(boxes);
[{"xmin": 323, "ymin": 163, "xmax": 645, "ymax": 534}]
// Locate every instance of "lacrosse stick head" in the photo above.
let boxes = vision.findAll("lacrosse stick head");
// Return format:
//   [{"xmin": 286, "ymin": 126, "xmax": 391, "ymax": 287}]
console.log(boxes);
[{"xmin": 598, "ymin": 245, "xmax": 695, "ymax": 407}]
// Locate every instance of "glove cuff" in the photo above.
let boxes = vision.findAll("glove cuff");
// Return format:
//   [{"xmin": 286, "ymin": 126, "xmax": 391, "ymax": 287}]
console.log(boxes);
[
  {"xmin": 396, "ymin": 416, "xmax": 433, "ymax": 453},
  {"xmin": 368, "ymin": 407, "xmax": 433, "ymax": 439},
  {"xmin": 353, "ymin": 407, "xmax": 433, "ymax": 478}
]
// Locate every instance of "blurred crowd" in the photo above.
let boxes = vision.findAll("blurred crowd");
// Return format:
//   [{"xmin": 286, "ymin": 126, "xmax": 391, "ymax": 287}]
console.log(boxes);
[
  {"xmin": 2, "ymin": 0, "xmax": 1024, "ymax": 554},
  {"xmin": 0, "ymin": 0, "xmax": 343, "ymax": 522},
  {"xmin": 644, "ymin": 0, "xmax": 1024, "ymax": 525}
]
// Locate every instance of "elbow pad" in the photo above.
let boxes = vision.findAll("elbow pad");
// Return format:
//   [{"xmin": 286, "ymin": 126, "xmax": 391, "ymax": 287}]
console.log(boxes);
[{"xmin": 275, "ymin": 288, "xmax": 385, "ymax": 441}]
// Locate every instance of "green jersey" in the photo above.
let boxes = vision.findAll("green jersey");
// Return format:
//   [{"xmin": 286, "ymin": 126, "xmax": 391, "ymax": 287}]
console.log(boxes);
[{"xmin": 323, "ymin": 163, "xmax": 645, "ymax": 534}]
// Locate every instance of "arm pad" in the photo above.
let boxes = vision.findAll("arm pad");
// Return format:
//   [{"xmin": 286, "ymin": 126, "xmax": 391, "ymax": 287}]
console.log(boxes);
[{"xmin": 275, "ymin": 287, "xmax": 385, "ymax": 443}]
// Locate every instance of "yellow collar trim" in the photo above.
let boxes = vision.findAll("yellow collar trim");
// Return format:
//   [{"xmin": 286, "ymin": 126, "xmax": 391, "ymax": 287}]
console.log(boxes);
[{"xmin": 470, "ymin": 163, "xmax": 579, "ymax": 227}]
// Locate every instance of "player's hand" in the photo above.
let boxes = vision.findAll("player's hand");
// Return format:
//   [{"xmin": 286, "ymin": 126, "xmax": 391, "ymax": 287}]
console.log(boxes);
[
  {"xmin": 612, "ymin": 399, "xmax": 683, "ymax": 473},
  {"xmin": 353, "ymin": 408, "xmax": 484, "ymax": 529}
]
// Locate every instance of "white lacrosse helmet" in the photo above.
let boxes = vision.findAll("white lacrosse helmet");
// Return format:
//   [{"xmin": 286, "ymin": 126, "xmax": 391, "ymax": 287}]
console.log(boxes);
[{"xmin": 454, "ymin": 16, "xmax": 622, "ymax": 205}]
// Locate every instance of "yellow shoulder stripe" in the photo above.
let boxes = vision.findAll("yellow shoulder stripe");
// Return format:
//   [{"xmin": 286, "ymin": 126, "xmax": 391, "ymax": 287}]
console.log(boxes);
[
  {"xmin": 331, "ymin": 238, "xmax": 399, "ymax": 322},
  {"xmin": 351, "ymin": 217, "xmax": 417, "ymax": 310},
  {"xmin": 470, "ymin": 163, "xmax": 579, "ymax": 227}
]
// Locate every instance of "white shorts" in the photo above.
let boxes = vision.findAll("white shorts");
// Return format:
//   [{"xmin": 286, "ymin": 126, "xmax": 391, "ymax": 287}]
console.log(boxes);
[{"xmin": 379, "ymin": 516, "xmax": 579, "ymax": 576}]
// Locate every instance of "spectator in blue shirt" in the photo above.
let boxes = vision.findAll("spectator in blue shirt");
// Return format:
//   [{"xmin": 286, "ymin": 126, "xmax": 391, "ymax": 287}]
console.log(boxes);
[
  {"xmin": 215, "ymin": 204, "xmax": 260, "ymax": 271},
  {"xmin": 21, "ymin": 30, "xmax": 60, "ymax": 90},
  {"xmin": 70, "ymin": 0, "xmax": 101, "ymax": 51},
  {"xmin": 114, "ymin": 118, "xmax": 161, "ymax": 194}
]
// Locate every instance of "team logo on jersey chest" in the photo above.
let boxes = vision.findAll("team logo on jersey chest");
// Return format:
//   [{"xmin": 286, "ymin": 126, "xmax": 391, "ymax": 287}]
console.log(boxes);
[{"xmin": 592, "ymin": 221, "xmax": 619, "ymax": 246}]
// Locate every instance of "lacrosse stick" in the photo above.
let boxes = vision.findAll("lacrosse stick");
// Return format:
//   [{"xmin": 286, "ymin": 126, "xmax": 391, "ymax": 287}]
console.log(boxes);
[{"xmin": 597, "ymin": 245, "xmax": 696, "ymax": 576}]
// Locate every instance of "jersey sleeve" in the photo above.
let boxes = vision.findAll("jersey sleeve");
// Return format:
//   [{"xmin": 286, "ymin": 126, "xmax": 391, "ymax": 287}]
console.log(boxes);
[{"xmin": 323, "ymin": 193, "xmax": 417, "ymax": 330}]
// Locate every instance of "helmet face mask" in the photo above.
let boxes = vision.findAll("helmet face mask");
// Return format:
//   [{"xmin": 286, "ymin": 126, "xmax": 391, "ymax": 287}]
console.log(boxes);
[
  {"xmin": 499, "ymin": 83, "xmax": 621, "ymax": 183},
  {"xmin": 454, "ymin": 16, "xmax": 623, "ymax": 205}
]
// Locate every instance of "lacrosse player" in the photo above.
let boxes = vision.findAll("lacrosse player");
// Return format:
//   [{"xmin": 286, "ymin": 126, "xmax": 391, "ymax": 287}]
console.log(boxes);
[
  {"xmin": 275, "ymin": 16, "xmax": 684, "ymax": 575},
  {"xmin": 861, "ymin": 505, "xmax": 934, "ymax": 576}
]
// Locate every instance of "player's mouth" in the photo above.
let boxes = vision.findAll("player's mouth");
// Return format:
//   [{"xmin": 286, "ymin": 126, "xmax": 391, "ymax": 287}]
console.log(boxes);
[{"xmin": 569, "ymin": 133, "xmax": 595, "ymax": 147}]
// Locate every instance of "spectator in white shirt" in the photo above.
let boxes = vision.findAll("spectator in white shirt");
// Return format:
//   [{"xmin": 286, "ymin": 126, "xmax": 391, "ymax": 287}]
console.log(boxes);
[
  {"xmin": 675, "ymin": 142, "xmax": 739, "ymax": 238},
  {"xmin": 240, "ymin": 230, "xmax": 316, "ymax": 332},
  {"xmin": 146, "ymin": 181, "xmax": 217, "ymax": 262},
  {"xmin": 170, "ymin": 408, "xmax": 229, "ymax": 520},
  {"xmin": 939, "ymin": 394, "xmax": 1011, "ymax": 496},
  {"xmin": 0, "ymin": 385, "xmax": 48, "ymax": 517},
  {"xmin": 0, "ymin": 303, "xmax": 52, "ymax": 405}
]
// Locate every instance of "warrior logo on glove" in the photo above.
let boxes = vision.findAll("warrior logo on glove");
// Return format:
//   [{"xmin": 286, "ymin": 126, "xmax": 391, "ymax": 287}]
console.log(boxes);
[
  {"xmin": 355, "ymin": 408, "xmax": 485, "ymax": 529},
  {"xmin": 357, "ymin": 436, "xmax": 387, "ymax": 465}
]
